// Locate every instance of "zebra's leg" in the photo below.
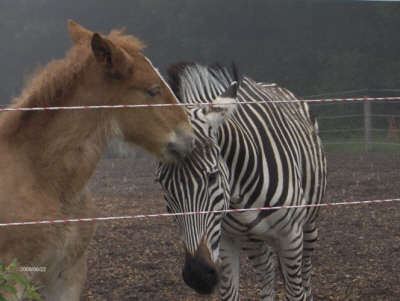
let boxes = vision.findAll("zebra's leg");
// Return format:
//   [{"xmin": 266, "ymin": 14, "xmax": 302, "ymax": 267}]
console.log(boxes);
[
  {"xmin": 301, "ymin": 222, "xmax": 318, "ymax": 301},
  {"xmin": 242, "ymin": 239, "xmax": 275, "ymax": 301},
  {"xmin": 219, "ymin": 236, "xmax": 243, "ymax": 301},
  {"xmin": 276, "ymin": 229, "xmax": 306, "ymax": 301}
]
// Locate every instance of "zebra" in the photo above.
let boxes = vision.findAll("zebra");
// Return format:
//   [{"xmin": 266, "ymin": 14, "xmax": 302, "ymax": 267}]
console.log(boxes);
[{"xmin": 155, "ymin": 62, "xmax": 327, "ymax": 301}]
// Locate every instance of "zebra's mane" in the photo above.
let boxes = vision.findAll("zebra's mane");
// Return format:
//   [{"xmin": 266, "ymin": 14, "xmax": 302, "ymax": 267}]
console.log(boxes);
[{"xmin": 167, "ymin": 62, "xmax": 239, "ymax": 104}]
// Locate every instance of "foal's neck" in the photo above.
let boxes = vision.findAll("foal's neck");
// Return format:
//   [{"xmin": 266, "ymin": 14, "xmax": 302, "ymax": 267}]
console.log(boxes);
[
  {"xmin": 0, "ymin": 48, "xmax": 119, "ymax": 204},
  {"xmin": 1, "ymin": 92, "xmax": 115, "ymax": 204}
]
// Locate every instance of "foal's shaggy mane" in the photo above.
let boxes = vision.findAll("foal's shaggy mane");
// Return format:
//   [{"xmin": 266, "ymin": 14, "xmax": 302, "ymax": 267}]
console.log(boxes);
[
  {"xmin": 12, "ymin": 30, "xmax": 146, "ymax": 109},
  {"xmin": 12, "ymin": 46, "xmax": 91, "ymax": 108}
]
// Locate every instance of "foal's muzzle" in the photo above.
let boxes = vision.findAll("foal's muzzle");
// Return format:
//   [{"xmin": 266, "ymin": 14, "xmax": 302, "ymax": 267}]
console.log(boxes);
[{"xmin": 161, "ymin": 126, "xmax": 194, "ymax": 163}]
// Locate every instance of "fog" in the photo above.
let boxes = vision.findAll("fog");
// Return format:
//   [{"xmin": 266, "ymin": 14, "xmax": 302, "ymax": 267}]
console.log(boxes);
[{"xmin": 1, "ymin": 0, "xmax": 399, "ymax": 105}]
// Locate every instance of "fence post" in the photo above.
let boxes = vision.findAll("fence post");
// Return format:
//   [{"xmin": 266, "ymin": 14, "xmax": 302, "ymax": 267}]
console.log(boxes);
[{"xmin": 364, "ymin": 98, "xmax": 372, "ymax": 152}]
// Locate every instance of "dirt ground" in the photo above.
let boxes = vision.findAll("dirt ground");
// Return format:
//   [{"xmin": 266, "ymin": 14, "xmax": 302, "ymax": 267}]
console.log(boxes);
[{"xmin": 61, "ymin": 152, "xmax": 398, "ymax": 300}]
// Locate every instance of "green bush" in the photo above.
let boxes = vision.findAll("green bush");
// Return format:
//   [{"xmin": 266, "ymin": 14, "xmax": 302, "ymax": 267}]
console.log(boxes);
[{"xmin": 0, "ymin": 259, "xmax": 42, "ymax": 301}]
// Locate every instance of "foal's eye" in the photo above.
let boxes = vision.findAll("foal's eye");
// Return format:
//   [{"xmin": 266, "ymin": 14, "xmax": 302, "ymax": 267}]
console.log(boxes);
[{"xmin": 147, "ymin": 86, "xmax": 161, "ymax": 97}]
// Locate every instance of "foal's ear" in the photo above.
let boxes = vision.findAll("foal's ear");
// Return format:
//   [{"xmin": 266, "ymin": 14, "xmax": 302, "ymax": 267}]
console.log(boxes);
[
  {"xmin": 203, "ymin": 82, "xmax": 238, "ymax": 130},
  {"xmin": 91, "ymin": 33, "xmax": 127, "ymax": 77},
  {"xmin": 68, "ymin": 20, "xmax": 93, "ymax": 44}
]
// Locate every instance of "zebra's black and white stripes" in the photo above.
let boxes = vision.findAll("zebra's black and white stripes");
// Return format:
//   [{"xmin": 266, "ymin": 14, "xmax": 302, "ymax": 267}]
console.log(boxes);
[{"xmin": 156, "ymin": 62, "xmax": 327, "ymax": 301}]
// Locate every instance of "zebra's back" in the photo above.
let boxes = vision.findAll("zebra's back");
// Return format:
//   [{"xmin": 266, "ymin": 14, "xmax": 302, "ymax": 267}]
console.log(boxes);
[{"xmin": 220, "ymin": 76, "xmax": 326, "ymax": 236}]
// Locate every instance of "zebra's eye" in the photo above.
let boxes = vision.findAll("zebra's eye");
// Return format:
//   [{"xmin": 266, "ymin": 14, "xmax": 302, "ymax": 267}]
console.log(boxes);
[{"xmin": 208, "ymin": 171, "xmax": 218, "ymax": 185}]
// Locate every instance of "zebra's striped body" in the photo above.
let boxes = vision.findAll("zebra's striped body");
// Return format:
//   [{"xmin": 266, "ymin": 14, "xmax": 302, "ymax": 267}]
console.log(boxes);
[{"xmin": 156, "ymin": 63, "xmax": 327, "ymax": 301}]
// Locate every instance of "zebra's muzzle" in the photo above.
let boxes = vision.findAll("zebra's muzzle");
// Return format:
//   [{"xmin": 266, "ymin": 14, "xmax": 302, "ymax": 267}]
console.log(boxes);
[{"xmin": 182, "ymin": 241, "xmax": 219, "ymax": 295}]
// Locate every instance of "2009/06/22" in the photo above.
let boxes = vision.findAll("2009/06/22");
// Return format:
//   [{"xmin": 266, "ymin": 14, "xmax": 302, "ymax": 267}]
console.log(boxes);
[{"xmin": 20, "ymin": 267, "xmax": 46, "ymax": 272}]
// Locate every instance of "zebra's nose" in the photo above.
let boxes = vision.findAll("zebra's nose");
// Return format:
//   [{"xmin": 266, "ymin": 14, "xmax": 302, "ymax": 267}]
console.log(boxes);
[
  {"xmin": 182, "ymin": 255, "xmax": 219, "ymax": 294},
  {"xmin": 182, "ymin": 243, "xmax": 219, "ymax": 295}
]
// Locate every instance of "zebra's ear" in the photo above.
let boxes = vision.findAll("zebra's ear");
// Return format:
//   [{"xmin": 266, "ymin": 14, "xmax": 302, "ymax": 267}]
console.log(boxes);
[{"xmin": 203, "ymin": 82, "xmax": 238, "ymax": 130}]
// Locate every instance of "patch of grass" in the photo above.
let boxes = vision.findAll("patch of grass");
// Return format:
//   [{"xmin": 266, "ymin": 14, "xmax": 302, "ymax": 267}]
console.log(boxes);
[{"xmin": 320, "ymin": 135, "xmax": 400, "ymax": 153}]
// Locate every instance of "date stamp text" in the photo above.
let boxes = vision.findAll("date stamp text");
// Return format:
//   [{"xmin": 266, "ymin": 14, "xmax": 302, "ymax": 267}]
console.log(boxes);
[{"xmin": 20, "ymin": 266, "xmax": 46, "ymax": 272}]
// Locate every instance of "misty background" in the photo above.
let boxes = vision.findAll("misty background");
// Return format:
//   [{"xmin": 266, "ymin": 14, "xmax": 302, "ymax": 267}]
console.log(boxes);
[{"xmin": 0, "ymin": 0, "xmax": 399, "ymax": 151}]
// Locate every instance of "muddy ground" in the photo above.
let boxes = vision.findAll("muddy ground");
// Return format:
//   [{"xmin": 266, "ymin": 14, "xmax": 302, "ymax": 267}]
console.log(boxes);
[{"xmin": 48, "ymin": 152, "xmax": 399, "ymax": 300}]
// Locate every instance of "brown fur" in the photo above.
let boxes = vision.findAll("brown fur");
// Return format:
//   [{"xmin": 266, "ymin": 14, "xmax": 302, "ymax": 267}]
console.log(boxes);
[{"xmin": 0, "ymin": 21, "xmax": 193, "ymax": 300}]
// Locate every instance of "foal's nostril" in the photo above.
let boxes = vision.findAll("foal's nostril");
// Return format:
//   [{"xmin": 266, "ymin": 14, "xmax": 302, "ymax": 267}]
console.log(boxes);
[
  {"xmin": 167, "ymin": 146, "xmax": 181, "ymax": 161},
  {"xmin": 163, "ymin": 141, "xmax": 189, "ymax": 163},
  {"xmin": 170, "ymin": 135, "xmax": 193, "ymax": 158},
  {"xmin": 161, "ymin": 126, "xmax": 194, "ymax": 163}
]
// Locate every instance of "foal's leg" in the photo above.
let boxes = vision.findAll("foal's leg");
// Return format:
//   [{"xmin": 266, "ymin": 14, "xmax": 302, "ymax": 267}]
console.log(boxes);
[
  {"xmin": 44, "ymin": 251, "xmax": 88, "ymax": 301},
  {"xmin": 301, "ymin": 222, "xmax": 318, "ymax": 301},
  {"xmin": 219, "ymin": 237, "xmax": 243, "ymax": 301},
  {"xmin": 242, "ymin": 239, "xmax": 275, "ymax": 301},
  {"xmin": 276, "ymin": 228, "xmax": 306, "ymax": 301}
]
